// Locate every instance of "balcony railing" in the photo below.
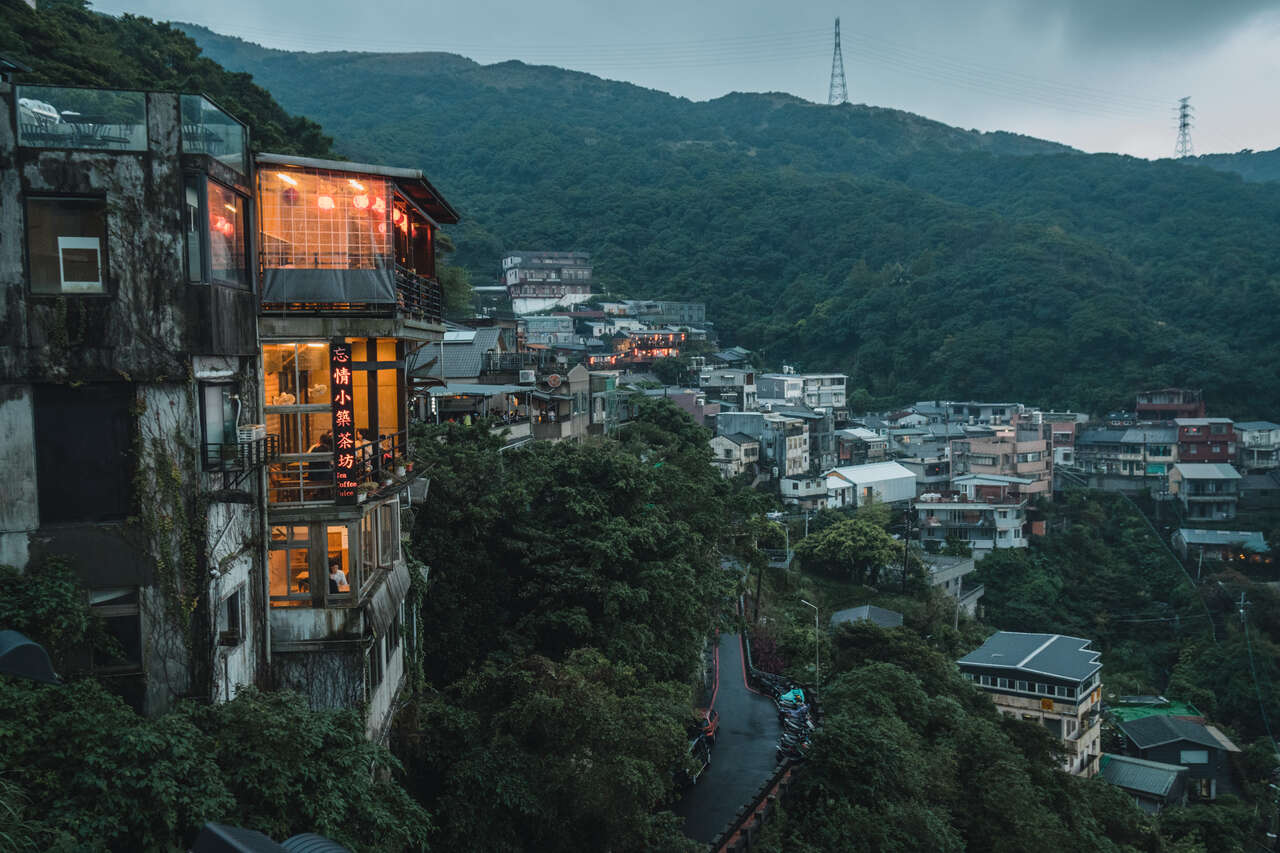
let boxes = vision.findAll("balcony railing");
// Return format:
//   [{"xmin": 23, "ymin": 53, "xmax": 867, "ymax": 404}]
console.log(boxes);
[
  {"xmin": 395, "ymin": 266, "xmax": 443, "ymax": 324},
  {"xmin": 268, "ymin": 431, "xmax": 407, "ymax": 505},
  {"xmin": 204, "ymin": 435, "xmax": 279, "ymax": 491}
]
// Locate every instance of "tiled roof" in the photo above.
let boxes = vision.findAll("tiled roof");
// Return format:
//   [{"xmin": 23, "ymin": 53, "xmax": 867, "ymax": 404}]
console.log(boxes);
[
  {"xmin": 1119, "ymin": 715, "xmax": 1241, "ymax": 752},
  {"xmin": 1100, "ymin": 754, "xmax": 1187, "ymax": 798}
]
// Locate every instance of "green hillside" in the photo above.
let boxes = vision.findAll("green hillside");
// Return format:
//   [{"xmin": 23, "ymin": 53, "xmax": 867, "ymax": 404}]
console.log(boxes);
[{"xmin": 179, "ymin": 24, "xmax": 1280, "ymax": 417}]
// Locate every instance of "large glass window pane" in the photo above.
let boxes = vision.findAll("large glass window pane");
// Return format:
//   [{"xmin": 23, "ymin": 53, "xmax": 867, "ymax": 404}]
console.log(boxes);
[
  {"xmin": 379, "ymin": 503, "xmax": 397, "ymax": 567},
  {"xmin": 296, "ymin": 344, "xmax": 330, "ymax": 405},
  {"xmin": 326, "ymin": 524, "xmax": 352, "ymax": 600},
  {"xmin": 377, "ymin": 368, "xmax": 401, "ymax": 439},
  {"xmin": 26, "ymin": 197, "xmax": 108, "ymax": 294},
  {"xmin": 184, "ymin": 176, "xmax": 205, "ymax": 281},
  {"xmin": 258, "ymin": 170, "xmax": 390, "ymax": 270},
  {"xmin": 17, "ymin": 85, "xmax": 146, "ymax": 151},
  {"xmin": 207, "ymin": 180, "xmax": 247, "ymax": 286},
  {"xmin": 180, "ymin": 94, "xmax": 247, "ymax": 174},
  {"xmin": 269, "ymin": 525, "xmax": 311, "ymax": 606},
  {"xmin": 361, "ymin": 512, "xmax": 376, "ymax": 574}
]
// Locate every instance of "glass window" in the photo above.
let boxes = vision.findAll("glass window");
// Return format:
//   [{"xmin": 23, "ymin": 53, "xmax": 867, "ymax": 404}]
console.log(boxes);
[
  {"xmin": 326, "ymin": 524, "xmax": 353, "ymax": 601},
  {"xmin": 180, "ymin": 94, "xmax": 247, "ymax": 174},
  {"xmin": 388, "ymin": 606, "xmax": 402, "ymax": 654},
  {"xmin": 26, "ymin": 197, "xmax": 108, "ymax": 294},
  {"xmin": 1179, "ymin": 749, "xmax": 1209, "ymax": 764},
  {"xmin": 219, "ymin": 587, "xmax": 243, "ymax": 646},
  {"xmin": 258, "ymin": 169, "xmax": 391, "ymax": 271},
  {"xmin": 265, "ymin": 343, "xmax": 334, "ymax": 503},
  {"xmin": 201, "ymin": 383, "xmax": 239, "ymax": 470},
  {"xmin": 997, "ymin": 678, "xmax": 1009, "ymax": 689},
  {"xmin": 269, "ymin": 525, "xmax": 311, "ymax": 606},
  {"xmin": 89, "ymin": 588, "xmax": 142, "ymax": 671},
  {"xmin": 369, "ymin": 635, "xmax": 384, "ymax": 692},
  {"xmin": 1016, "ymin": 680, "xmax": 1028, "ymax": 692},
  {"xmin": 185, "ymin": 175, "xmax": 204, "ymax": 281},
  {"xmin": 207, "ymin": 180, "xmax": 248, "ymax": 286},
  {"xmin": 16, "ymin": 85, "xmax": 147, "ymax": 151},
  {"xmin": 979, "ymin": 675, "xmax": 992, "ymax": 686},
  {"xmin": 361, "ymin": 511, "xmax": 377, "ymax": 577},
  {"xmin": 379, "ymin": 503, "xmax": 397, "ymax": 567}
]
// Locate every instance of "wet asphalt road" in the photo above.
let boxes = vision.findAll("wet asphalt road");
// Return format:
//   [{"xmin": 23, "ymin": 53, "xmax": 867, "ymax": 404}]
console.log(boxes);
[{"xmin": 673, "ymin": 632, "xmax": 781, "ymax": 844}]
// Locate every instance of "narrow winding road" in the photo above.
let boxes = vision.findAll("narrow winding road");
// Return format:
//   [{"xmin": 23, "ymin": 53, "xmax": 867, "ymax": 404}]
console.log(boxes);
[{"xmin": 673, "ymin": 632, "xmax": 782, "ymax": 844}]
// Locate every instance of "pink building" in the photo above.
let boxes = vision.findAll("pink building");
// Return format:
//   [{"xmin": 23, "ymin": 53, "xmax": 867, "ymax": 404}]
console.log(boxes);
[{"xmin": 950, "ymin": 424, "xmax": 1053, "ymax": 496}]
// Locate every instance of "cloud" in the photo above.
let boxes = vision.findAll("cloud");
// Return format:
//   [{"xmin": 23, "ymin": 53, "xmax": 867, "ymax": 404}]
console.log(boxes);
[{"xmin": 999, "ymin": 0, "xmax": 1277, "ymax": 49}]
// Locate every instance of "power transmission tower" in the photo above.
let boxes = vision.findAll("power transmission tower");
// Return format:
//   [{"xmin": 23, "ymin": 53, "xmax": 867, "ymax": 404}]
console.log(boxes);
[
  {"xmin": 828, "ymin": 18, "xmax": 848, "ymax": 106},
  {"xmin": 1174, "ymin": 96, "xmax": 1194, "ymax": 159}
]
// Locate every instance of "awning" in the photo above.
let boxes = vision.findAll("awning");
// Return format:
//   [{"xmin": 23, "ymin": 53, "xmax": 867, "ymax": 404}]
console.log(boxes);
[{"xmin": 364, "ymin": 561, "xmax": 411, "ymax": 638}]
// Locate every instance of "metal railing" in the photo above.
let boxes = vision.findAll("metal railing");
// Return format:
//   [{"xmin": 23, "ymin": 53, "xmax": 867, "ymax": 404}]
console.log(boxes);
[
  {"xmin": 395, "ymin": 266, "xmax": 443, "ymax": 324},
  {"xmin": 268, "ymin": 431, "xmax": 407, "ymax": 504},
  {"xmin": 203, "ymin": 435, "xmax": 279, "ymax": 491}
]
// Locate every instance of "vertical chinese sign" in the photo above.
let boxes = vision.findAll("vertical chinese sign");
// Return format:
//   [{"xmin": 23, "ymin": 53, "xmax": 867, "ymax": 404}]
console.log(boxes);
[{"xmin": 330, "ymin": 341, "xmax": 358, "ymax": 505}]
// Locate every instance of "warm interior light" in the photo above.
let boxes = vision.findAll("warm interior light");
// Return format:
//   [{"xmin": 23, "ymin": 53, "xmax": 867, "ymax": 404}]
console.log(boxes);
[
  {"xmin": 317, "ymin": 195, "xmax": 335, "ymax": 210},
  {"xmin": 224, "ymin": 203, "xmax": 237, "ymax": 213},
  {"xmin": 391, "ymin": 209, "xmax": 404, "ymax": 224},
  {"xmin": 276, "ymin": 172, "xmax": 298, "ymax": 186},
  {"xmin": 348, "ymin": 179, "xmax": 365, "ymax": 191},
  {"xmin": 306, "ymin": 342, "xmax": 327, "ymax": 348},
  {"xmin": 378, "ymin": 223, "xmax": 387, "ymax": 234},
  {"xmin": 372, "ymin": 196, "xmax": 386, "ymax": 214},
  {"xmin": 352, "ymin": 194, "xmax": 369, "ymax": 210}
]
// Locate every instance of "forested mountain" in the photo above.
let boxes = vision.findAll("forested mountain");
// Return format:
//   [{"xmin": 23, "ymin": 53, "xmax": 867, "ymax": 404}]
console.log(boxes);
[
  {"xmin": 1197, "ymin": 147, "xmax": 1280, "ymax": 184},
  {"xmin": 178, "ymin": 23, "xmax": 1280, "ymax": 416}
]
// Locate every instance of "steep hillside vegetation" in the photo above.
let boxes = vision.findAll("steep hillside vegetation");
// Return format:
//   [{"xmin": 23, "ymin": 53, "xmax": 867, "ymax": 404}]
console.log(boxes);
[{"xmin": 0, "ymin": 0, "xmax": 333, "ymax": 157}]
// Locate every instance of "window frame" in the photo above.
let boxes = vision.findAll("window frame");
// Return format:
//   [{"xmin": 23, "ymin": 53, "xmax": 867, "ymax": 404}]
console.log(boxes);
[
  {"xmin": 219, "ymin": 586, "xmax": 244, "ymax": 647},
  {"xmin": 205, "ymin": 177, "xmax": 250, "ymax": 288},
  {"xmin": 24, "ymin": 194, "xmax": 111, "ymax": 297},
  {"xmin": 200, "ymin": 381, "xmax": 240, "ymax": 471},
  {"xmin": 89, "ymin": 588, "xmax": 143, "ymax": 674}
]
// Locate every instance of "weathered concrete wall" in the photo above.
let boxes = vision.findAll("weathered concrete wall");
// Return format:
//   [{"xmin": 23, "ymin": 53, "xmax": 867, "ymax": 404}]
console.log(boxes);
[
  {"xmin": 0, "ymin": 89, "xmax": 194, "ymax": 384},
  {"xmin": 272, "ymin": 646, "xmax": 365, "ymax": 711},
  {"xmin": 368, "ymin": 641, "xmax": 404, "ymax": 742},
  {"xmin": 0, "ymin": 384, "xmax": 37, "ymax": 567}
]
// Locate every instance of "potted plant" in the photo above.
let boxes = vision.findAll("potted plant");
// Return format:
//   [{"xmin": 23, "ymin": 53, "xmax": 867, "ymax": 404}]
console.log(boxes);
[
  {"xmin": 393, "ymin": 456, "xmax": 408, "ymax": 477},
  {"xmin": 357, "ymin": 481, "xmax": 377, "ymax": 503}
]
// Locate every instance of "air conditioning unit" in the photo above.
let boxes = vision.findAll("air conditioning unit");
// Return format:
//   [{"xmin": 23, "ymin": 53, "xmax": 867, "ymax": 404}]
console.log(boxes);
[
  {"xmin": 237, "ymin": 424, "xmax": 266, "ymax": 443},
  {"xmin": 519, "ymin": 370, "xmax": 536, "ymax": 384}
]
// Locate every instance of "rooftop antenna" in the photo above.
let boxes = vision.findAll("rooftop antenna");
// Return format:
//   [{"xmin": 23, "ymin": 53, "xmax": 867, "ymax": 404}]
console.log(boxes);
[
  {"xmin": 1174, "ymin": 96, "xmax": 1194, "ymax": 159},
  {"xmin": 828, "ymin": 18, "xmax": 849, "ymax": 106}
]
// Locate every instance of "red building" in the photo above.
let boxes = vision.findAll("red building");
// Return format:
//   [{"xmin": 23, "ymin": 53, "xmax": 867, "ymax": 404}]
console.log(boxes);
[
  {"xmin": 1175, "ymin": 418, "xmax": 1236, "ymax": 463},
  {"xmin": 1136, "ymin": 388, "xmax": 1204, "ymax": 422}
]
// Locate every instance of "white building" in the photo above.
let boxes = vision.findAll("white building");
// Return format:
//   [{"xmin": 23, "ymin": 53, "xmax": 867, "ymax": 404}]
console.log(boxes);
[
  {"xmin": 824, "ymin": 461, "xmax": 917, "ymax": 508},
  {"xmin": 759, "ymin": 372, "xmax": 847, "ymax": 410}
]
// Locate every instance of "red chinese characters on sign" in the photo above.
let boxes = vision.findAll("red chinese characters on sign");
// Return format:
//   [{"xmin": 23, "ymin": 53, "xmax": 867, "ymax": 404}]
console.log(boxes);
[{"xmin": 330, "ymin": 341, "xmax": 358, "ymax": 504}]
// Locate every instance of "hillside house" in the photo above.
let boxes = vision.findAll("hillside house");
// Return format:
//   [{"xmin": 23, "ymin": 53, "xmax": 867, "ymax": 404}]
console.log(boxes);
[
  {"xmin": 1235, "ymin": 421, "xmax": 1280, "ymax": 472},
  {"xmin": 825, "ymin": 461, "xmax": 917, "ymax": 509},
  {"xmin": 1099, "ymin": 755, "xmax": 1188, "ymax": 814},
  {"xmin": 1168, "ymin": 463, "xmax": 1241, "ymax": 522},
  {"xmin": 710, "ymin": 433, "xmax": 760, "ymax": 479},
  {"xmin": 1171, "ymin": 529, "xmax": 1271, "ymax": 564},
  {"xmin": 1175, "ymin": 418, "xmax": 1236, "ymax": 464},
  {"xmin": 1135, "ymin": 388, "xmax": 1205, "ymax": 422},
  {"xmin": 1116, "ymin": 716, "xmax": 1240, "ymax": 800},
  {"xmin": 959, "ymin": 632, "xmax": 1103, "ymax": 777},
  {"xmin": 915, "ymin": 475, "xmax": 1031, "ymax": 558}
]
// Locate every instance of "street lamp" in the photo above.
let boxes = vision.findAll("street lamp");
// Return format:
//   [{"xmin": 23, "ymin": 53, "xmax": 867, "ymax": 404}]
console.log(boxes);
[{"xmin": 800, "ymin": 599, "xmax": 819, "ymax": 697}]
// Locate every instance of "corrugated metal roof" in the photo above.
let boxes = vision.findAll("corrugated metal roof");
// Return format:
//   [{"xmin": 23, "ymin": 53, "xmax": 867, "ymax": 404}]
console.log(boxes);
[
  {"xmin": 958, "ymin": 631, "xmax": 1101, "ymax": 681},
  {"xmin": 825, "ymin": 461, "xmax": 916, "ymax": 484},
  {"xmin": 1234, "ymin": 421, "xmax": 1280, "ymax": 431},
  {"xmin": 830, "ymin": 605, "xmax": 903, "ymax": 629},
  {"xmin": 1121, "ymin": 427, "xmax": 1178, "ymax": 444},
  {"xmin": 1175, "ymin": 529, "xmax": 1269, "ymax": 551},
  {"xmin": 1100, "ymin": 754, "xmax": 1186, "ymax": 797},
  {"xmin": 1172, "ymin": 463, "xmax": 1241, "ymax": 480}
]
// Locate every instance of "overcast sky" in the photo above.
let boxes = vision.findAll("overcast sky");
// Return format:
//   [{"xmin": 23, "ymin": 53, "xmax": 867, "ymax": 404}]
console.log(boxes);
[{"xmin": 94, "ymin": 0, "xmax": 1280, "ymax": 158}]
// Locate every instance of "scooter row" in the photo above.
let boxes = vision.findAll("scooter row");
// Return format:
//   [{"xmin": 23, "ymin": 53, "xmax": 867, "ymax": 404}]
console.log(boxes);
[{"xmin": 774, "ymin": 687, "xmax": 813, "ymax": 762}]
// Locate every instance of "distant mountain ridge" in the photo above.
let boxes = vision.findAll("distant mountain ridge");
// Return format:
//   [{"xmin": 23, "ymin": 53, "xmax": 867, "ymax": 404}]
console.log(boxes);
[{"xmin": 166, "ymin": 26, "xmax": 1280, "ymax": 414}]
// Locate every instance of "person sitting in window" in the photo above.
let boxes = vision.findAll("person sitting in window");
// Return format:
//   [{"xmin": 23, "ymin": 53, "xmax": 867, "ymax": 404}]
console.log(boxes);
[{"xmin": 328, "ymin": 555, "xmax": 349, "ymax": 594}]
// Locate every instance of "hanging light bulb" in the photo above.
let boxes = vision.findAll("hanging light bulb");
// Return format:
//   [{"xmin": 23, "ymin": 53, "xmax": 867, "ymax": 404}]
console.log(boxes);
[
  {"xmin": 352, "ymin": 194, "xmax": 370, "ymax": 210},
  {"xmin": 318, "ymin": 195, "xmax": 335, "ymax": 210}
]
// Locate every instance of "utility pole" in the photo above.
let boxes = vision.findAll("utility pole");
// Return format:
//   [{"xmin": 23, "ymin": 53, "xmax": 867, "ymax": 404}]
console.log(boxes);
[
  {"xmin": 800, "ymin": 598, "xmax": 820, "ymax": 697},
  {"xmin": 1175, "ymin": 97, "xmax": 1194, "ymax": 159},
  {"xmin": 828, "ymin": 18, "xmax": 849, "ymax": 105}
]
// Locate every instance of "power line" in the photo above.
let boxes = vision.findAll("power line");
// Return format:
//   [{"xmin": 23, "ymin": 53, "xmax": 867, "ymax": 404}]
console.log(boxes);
[
  {"xmin": 828, "ymin": 18, "xmax": 849, "ymax": 106},
  {"xmin": 1240, "ymin": 595, "xmax": 1280, "ymax": 761}
]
